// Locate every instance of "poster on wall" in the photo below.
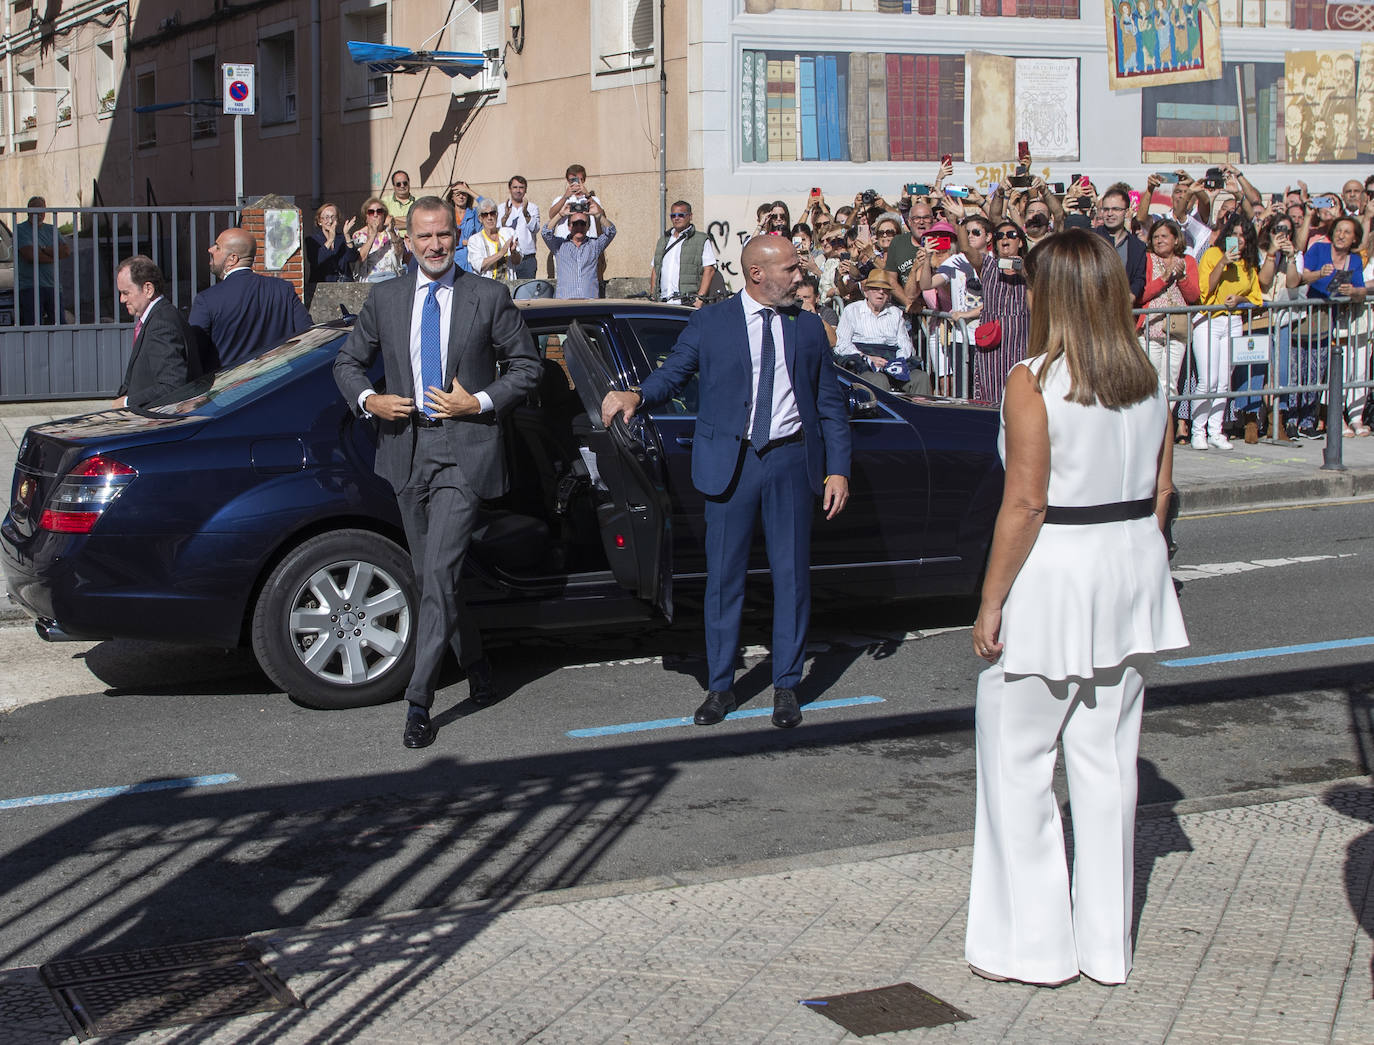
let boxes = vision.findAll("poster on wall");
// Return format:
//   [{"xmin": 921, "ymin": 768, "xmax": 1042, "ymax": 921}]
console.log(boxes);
[
  {"xmin": 968, "ymin": 54, "xmax": 1079, "ymax": 162},
  {"xmin": 1358, "ymin": 43, "xmax": 1374, "ymax": 158},
  {"xmin": 1284, "ymin": 50, "xmax": 1357, "ymax": 162},
  {"xmin": 1104, "ymin": 0, "xmax": 1222, "ymax": 90}
]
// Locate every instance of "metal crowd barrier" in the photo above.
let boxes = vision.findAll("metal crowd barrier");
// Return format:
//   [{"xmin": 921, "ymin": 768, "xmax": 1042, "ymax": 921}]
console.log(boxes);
[{"xmin": 908, "ymin": 297, "xmax": 1367, "ymax": 470}]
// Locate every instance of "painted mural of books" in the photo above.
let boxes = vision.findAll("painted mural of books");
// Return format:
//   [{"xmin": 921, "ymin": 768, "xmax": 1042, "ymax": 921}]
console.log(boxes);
[
  {"xmin": 747, "ymin": 0, "xmax": 1081, "ymax": 15},
  {"xmin": 1105, "ymin": 0, "xmax": 1222, "ymax": 91},
  {"xmin": 1140, "ymin": 61, "xmax": 1285, "ymax": 164},
  {"xmin": 739, "ymin": 50, "xmax": 966, "ymax": 164}
]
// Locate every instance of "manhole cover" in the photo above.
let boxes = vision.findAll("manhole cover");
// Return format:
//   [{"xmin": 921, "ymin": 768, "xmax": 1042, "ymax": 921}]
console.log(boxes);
[
  {"xmin": 801, "ymin": 982, "xmax": 973, "ymax": 1036},
  {"xmin": 39, "ymin": 938, "xmax": 300, "ymax": 1041}
]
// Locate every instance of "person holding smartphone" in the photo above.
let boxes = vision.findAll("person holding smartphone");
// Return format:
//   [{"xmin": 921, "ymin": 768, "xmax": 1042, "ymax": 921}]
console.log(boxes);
[
  {"xmin": 973, "ymin": 221, "xmax": 1031, "ymax": 404},
  {"xmin": 1301, "ymin": 216, "xmax": 1368, "ymax": 436},
  {"xmin": 1192, "ymin": 213, "xmax": 1261, "ymax": 450},
  {"xmin": 1255, "ymin": 214, "xmax": 1304, "ymax": 440}
]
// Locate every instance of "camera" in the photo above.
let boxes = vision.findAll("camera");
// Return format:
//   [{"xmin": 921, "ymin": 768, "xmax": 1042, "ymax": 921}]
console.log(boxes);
[
  {"xmin": 1203, "ymin": 167, "xmax": 1225, "ymax": 189},
  {"xmin": 1047, "ymin": 182, "xmax": 1065, "ymax": 195},
  {"xmin": 568, "ymin": 200, "xmax": 590, "ymax": 214},
  {"xmin": 998, "ymin": 256, "xmax": 1025, "ymax": 273},
  {"xmin": 861, "ymin": 189, "xmax": 877, "ymax": 206}
]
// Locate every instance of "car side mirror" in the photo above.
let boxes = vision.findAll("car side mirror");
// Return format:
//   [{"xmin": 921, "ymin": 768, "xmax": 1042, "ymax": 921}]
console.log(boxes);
[{"xmin": 846, "ymin": 382, "xmax": 881, "ymax": 419}]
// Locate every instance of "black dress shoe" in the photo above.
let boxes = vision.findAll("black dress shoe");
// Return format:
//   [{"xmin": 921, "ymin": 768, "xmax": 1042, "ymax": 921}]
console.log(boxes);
[
  {"xmin": 693, "ymin": 690, "xmax": 736, "ymax": 726},
  {"xmin": 772, "ymin": 688, "xmax": 802, "ymax": 729},
  {"xmin": 403, "ymin": 710, "xmax": 436, "ymax": 749},
  {"xmin": 465, "ymin": 657, "xmax": 498, "ymax": 707}
]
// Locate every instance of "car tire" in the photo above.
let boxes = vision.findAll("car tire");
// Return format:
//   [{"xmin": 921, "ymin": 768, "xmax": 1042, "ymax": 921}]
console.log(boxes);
[{"xmin": 251, "ymin": 529, "xmax": 417, "ymax": 710}]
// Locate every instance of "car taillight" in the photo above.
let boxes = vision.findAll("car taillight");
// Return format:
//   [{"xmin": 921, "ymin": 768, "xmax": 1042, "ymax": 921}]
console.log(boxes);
[{"xmin": 39, "ymin": 455, "xmax": 137, "ymax": 535}]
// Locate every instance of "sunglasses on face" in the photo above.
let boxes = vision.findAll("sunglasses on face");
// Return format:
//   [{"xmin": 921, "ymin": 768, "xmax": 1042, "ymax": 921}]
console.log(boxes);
[
  {"xmin": 367, "ymin": 207, "xmax": 386, "ymax": 215},
  {"xmin": 393, "ymin": 182, "xmax": 408, "ymax": 188},
  {"xmin": 996, "ymin": 231, "xmax": 1022, "ymax": 241},
  {"xmin": 967, "ymin": 227, "xmax": 988, "ymax": 236},
  {"xmin": 670, "ymin": 212, "xmax": 689, "ymax": 219},
  {"xmin": 875, "ymin": 229, "xmax": 896, "ymax": 237}
]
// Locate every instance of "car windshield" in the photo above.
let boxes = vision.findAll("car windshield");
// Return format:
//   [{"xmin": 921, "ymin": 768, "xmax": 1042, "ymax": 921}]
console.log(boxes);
[{"xmin": 151, "ymin": 326, "xmax": 345, "ymax": 417}]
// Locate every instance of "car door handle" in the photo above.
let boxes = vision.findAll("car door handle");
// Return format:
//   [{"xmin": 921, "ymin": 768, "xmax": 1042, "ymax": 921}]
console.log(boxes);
[{"xmin": 675, "ymin": 436, "xmax": 694, "ymax": 447}]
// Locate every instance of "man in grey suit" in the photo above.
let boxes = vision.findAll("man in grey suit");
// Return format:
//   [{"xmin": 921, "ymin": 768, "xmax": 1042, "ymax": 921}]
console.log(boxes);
[{"xmin": 334, "ymin": 196, "xmax": 540, "ymax": 748}]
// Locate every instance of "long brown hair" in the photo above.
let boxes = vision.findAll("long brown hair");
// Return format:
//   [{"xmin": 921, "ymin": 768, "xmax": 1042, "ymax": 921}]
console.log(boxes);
[{"xmin": 1024, "ymin": 229, "xmax": 1158, "ymax": 409}]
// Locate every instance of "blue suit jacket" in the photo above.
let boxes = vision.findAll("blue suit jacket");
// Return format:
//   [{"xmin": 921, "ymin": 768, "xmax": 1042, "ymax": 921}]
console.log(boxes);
[
  {"xmin": 189, "ymin": 268, "xmax": 313, "ymax": 372},
  {"xmin": 638, "ymin": 294, "xmax": 852, "ymax": 497}
]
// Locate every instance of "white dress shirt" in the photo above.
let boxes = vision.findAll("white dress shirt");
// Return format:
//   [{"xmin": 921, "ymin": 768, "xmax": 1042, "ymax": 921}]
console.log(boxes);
[
  {"xmin": 834, "ymin": 302, "xmax": 915, "ymax": 360},
  {"xmin": 497, "ymin": 199, "xmax": 540, "ymax": 256},
  {"xmin": 740, "ymin": 290, "xmax": 801, "ymax": 444},
  {"xmin": 655, "ymin": 229, "xmax": 718, "ymax": 301},
  {"xmin": 357, "ymin": 264, "xmax": 493, "ymax": 415}
]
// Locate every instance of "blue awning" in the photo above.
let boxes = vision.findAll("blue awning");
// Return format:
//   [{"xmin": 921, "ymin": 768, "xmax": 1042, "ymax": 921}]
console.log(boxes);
[{"xmin": 346, "ymin": 41, "xmax": 485, "ymax": 78}]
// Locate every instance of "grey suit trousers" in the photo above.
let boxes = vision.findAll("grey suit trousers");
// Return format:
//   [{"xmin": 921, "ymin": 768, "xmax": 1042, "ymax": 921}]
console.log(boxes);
[{"xmin": 398, "ymin": 425, "xmax": 483, "ymax": 710}]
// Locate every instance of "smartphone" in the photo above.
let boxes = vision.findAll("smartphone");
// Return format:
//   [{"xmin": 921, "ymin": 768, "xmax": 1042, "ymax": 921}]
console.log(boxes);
[
  {"xmin": 1048, "ymin": 182, "xmax": 1066, "ymax": 194},
  {"xmin": 1269, "ymin": 193, "xmax": 1283, "ymax": 205},
  {"xmin": 1155, "ymin": 172, "xmax": 1181, "ymax": 183},
  {"xmin": 906, "ymin": 182, "xmax": 931, "ymax": 195},
  {"xmin": 926, "ymin": 235, "xmax": 952, "ymax": 252},
  {"xmin": 1225, "ymin": 236, "xmax": 1239, "ymax": 253},
  {"xmin": 810, "ymin": 187, "xmax": 822, "ymax": 199},
  {"xmin": 998, "ymin": 256, "xmax": 1025, "ymax": 273},
  {"xmin": 945, "ymin": 185, "xmax": 970, "ymax": 198},
  {"xmin": 1009, "ymin": 174, "xmax": 1033, "ymax": 188},
  {"xmin": 792, "ymin": 237, "xmax": 805, "ymax": 249},
  {"xmin": 1017, "ymin": 140, "xmax": 1031, "ymax": 163},
  {"xmin": 1311, "ymin": 194, "xmax": 1338, "ymax": 210},
  {"xmin": 1071, "ymin": 173, "xmax": 1083, "ymax": 185},
  {"xmin": 941, "ymin": 153, "xmax": 953, "ymax": 167}
]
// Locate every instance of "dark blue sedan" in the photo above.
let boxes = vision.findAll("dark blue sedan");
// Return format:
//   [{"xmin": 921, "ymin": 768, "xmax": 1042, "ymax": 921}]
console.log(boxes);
[{"xmin": 1, "ymin": 301, "xmax": 1003, "ymax": 709}]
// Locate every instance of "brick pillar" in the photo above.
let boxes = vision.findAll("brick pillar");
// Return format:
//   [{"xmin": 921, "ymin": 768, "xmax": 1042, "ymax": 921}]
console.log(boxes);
[{"xmin": 240, "ymin": 194, "xmax": 305, "ymax": 300}]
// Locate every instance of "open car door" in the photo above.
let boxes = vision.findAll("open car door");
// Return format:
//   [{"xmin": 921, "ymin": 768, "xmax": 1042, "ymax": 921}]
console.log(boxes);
[{"xmin": 563, "ymin": 320, "xmax": 673, "ymax": 622}]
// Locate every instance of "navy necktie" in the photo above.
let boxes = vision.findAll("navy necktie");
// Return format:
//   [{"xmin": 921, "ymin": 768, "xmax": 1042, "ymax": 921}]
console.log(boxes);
[
  {"xmin": 420, "ymin": 281, "xmax": 442, "ymax": 417},
  {"xmin": 752, "ymin": 308, "xmax": 775, "ymax": 448}
]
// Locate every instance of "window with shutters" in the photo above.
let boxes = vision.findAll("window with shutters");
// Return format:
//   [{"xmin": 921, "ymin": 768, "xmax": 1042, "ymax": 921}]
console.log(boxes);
[
  {"xmin": 448, "ymin": 0, "xmax": 503, "ymax": 99},
  {"xmin": 134, "ymin": 66, "xmax": 156, "ymax": 147},
  {"xmin": 55, "ymin": 53, "xmax": 72, "ymax": 126},
  {"xmin": 259, "ymin": 26, "xmax": 298, "ymax": 128},
  {"xmin": 190, "ymin": 51, "xmax": 217, "ymax": 140},
  {"xmin": 591, "ymin": 0, "xmax": 657, "ymax": 90},
  {"xmin": 341, "ymin": 0, "xmax": 391, "ymax": 112}
]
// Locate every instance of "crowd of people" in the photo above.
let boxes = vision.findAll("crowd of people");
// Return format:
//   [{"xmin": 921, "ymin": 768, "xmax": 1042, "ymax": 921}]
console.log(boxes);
[{"xmin": 761, "ymin": 163, "xmax": 1374, "ymax": 444}]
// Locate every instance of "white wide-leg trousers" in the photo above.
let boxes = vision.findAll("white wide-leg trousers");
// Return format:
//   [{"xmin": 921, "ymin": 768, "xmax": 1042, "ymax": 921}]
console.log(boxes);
[{"xmin": 965, "ymin": 656, "xmax": 1147, "ymax": 985}]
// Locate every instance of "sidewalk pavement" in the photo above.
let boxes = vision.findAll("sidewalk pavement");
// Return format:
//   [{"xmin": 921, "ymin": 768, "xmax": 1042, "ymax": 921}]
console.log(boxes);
[
  {"xmin": 3, "ymin": 399, "xmax": 1374, "ymax": 625},
  {"xmin": 1, "ymin": 780, "xmax": 1370, "ymax": 1043}
]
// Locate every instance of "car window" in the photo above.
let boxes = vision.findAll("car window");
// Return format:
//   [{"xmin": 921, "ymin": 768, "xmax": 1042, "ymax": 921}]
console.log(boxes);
[
  {"xmin": 620, "ymin": 316, "xmax": 695, "ymax": 416},
  {"xmin": 152, "ymin": 327, "xmax": 344, "ymax": 417}
]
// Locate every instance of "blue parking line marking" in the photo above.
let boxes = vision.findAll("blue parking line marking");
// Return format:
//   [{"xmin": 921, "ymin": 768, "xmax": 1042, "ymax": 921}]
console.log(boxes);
[
  {"xmin": 1161, "ymin": 636, "xmax": 1374, "ymax": 668},
  {"xmin": 567, "ymin": 695, "xmax": 885, "ymax": 738},
  {"xmin": 0, "ymin": 773, "xmax": 239, "ymax": 811}
]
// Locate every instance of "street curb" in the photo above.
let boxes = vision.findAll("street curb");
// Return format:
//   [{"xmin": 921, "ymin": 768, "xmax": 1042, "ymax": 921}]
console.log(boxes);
[
  {"xmin": 1178, "ymin": 467, "xmax": 1374, "ymax": 512},
  {"xmin": 247, "ymin": 774, "xmax": 1372, "ymax": 950}
]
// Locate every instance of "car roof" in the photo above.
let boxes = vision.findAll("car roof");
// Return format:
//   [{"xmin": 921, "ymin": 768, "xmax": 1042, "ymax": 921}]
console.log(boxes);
[{"xmin": 515, "ymin": 298, "xmax": 694, "ymax": 317}]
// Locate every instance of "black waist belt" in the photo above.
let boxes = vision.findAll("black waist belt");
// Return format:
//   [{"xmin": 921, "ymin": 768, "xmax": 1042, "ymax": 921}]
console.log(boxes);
[
  {"xmin": 413, "ymin": 413, "xmax": 446, "ymax": 429},
  {"xmin": 748, "ymin": 430, "xmax": 805, "ymax": 454},
  {"xmin": 1043, "ymin": 497, "xmax": 1155, "ymax": 525}
]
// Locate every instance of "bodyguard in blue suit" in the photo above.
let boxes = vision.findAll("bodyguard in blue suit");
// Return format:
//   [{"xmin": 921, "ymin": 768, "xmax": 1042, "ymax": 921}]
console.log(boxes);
[
  {"xmin": 602, "ymin": 236, "xmax": 852, "ymax": 728},
  {"xmin": 189, "ymin": 227, "xmax": 313, "ymax": 373}
]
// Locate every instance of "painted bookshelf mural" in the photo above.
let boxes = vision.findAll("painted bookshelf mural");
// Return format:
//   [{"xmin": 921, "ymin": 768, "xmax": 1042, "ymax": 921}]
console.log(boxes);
[
  {"xmin": 1141, "ymin": 53, "xmax": 1372, "ymax": 165},
  {"xmin": 739, "ymin": 50, "xmax": 967, "ymax": 163},
  {"xmin": 743, "ymin": 0, "xmax": 1082, "ymax": 18}
]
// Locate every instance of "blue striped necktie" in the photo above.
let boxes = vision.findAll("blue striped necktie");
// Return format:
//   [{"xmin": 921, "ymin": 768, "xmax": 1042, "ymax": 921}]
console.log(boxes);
[
  {"xmin": 420, "ymin": 281, "xmax": 442, "ymax": 417},
  {"xmin": 751, "ymin": 308, "xmax": 775, "ymax": 448}
]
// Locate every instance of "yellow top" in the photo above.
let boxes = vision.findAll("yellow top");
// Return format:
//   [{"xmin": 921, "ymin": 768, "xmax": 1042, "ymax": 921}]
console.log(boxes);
[{"xmin": 1198, "ymin": 246, "xmax": 1263, "ymax": 310}]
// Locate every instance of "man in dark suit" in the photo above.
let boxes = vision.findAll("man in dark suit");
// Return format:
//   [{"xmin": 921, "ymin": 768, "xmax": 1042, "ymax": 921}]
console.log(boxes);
[
  {"xmin": 601, "ymin": 236, "xmax": 852, "ymax": 729},
  {"xmin": 1095, "ymin": 183, "xmax": 1148, "ymax": 302},
  {"xmin": 114, "ymin": 255, "xmax": 199, "ymax": 408},
  {"xmin": 334, "ymin": 197, "xmax": 541, "ymax": 749},
  {"xmin": 190, "ymin": 227, "xmax": 312, "ymax": 372}
]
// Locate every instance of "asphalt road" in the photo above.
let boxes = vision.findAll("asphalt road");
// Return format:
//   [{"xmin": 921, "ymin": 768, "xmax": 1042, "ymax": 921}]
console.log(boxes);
[{"xmin": 0, "ymin": 499, "xmax": 1371, "ymax": 969}]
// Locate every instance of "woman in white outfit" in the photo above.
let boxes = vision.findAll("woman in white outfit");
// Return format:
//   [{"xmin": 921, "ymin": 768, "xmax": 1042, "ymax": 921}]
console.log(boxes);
[{"xmin": 966, "ymin": 229, "xmax": 1189, "ymax": 988}]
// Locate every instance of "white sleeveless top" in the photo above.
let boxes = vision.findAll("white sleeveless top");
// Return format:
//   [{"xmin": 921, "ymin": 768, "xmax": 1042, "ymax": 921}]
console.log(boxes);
[{"xmin": 997, "ymin": 355, "xmax": 1188, "ymax": 680}]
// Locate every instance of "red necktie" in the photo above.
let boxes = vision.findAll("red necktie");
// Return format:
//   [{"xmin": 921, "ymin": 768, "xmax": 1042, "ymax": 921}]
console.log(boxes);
[{"xmin": 133, "ymin": 317, "xmax": 143, "ymax": 342}]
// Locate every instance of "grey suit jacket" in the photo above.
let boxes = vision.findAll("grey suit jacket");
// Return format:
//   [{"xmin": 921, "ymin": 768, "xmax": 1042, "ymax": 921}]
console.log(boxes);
[{"xmin": 332, "ymin": 269, "xmax": 540, "ymax": 498}]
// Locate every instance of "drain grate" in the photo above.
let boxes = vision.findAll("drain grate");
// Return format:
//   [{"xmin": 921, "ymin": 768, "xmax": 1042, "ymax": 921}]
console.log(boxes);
[
  {"xmin": 801, "ymin": 982, "xmax": 973, "ymax": 1036},
  {"xmin": 39, "ymin": 938, "xmax": 301, "ymax": 1041}
]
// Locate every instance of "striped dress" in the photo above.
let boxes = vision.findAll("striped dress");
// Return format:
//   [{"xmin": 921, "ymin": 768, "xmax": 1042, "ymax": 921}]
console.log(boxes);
[{"xmin": 974, "ymin": 253, "xmax": 1031, "ymax": 404}]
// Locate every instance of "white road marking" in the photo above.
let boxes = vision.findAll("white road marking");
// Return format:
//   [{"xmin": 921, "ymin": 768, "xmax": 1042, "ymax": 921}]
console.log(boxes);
[{"xmin": 1171, "ymin": 553, "xmax": 1353, "ymax": 583}]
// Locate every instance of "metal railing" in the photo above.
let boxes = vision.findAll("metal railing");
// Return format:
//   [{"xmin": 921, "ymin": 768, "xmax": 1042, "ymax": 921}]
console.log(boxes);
[
  {"xmin": 904, "ymin": 297, "xmax": 1369, "ymax": 469},
  {"xmin": 1, "ymin": 205, "xmax": 239, "ymax": 331}
]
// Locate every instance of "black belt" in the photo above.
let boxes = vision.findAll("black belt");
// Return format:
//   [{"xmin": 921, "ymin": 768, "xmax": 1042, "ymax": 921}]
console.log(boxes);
[
  {"xmin": 1043, "ymin": 497, "xmax": 1155, "ymax": 525},
  {"xmin": 413, "ymin": 413, "xmax": 446, "ymax": 428},
  {"xmin": 747, "ymin": 430, "xmax": 805, "ymax": 455}
]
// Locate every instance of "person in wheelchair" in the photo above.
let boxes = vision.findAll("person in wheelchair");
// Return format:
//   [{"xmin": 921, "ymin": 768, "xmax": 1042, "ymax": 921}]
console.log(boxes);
[{"xmin": 834, "ymin": 270, "xmax": 927, "ymax": 395}]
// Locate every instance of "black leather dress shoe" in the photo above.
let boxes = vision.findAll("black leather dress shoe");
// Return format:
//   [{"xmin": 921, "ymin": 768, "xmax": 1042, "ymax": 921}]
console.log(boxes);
[
  {"xmin": 772, "ymin": 688, "xmax": 802, "ymax": 729},
  {"xmin": 693, "ymin": 690, "xmax": 736, "ymax": 726},
  {"xmin": 466, "ymin": 657, "xmax": 498, "ymax": 707},
  {"xmin": 403, "ymin": 711, "xmax": 436, "ymax": 749}
]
